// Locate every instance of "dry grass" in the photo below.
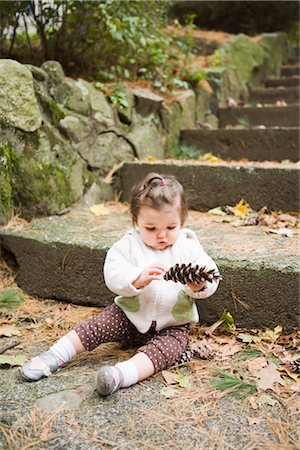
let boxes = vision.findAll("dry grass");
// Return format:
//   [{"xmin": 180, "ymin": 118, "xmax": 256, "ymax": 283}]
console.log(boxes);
[{"xmin": 0, "ymin": 405, "xmax": 63, "ymax": 450}]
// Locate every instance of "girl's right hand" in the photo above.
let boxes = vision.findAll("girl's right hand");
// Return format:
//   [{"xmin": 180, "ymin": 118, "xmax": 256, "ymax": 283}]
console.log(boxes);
[{"xmin": 132, "ymin": 263, "xmax": 167, "ymax": 289}]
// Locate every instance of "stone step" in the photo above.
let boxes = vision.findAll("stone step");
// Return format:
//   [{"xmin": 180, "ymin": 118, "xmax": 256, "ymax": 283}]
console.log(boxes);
[
  {"xmin": 0, "ymin": 206, "xmax": 298, "ymax": 331},
  {"xmin": 116, "ymin": 161, "xmax": 299, "ymax": 213},
  {"xmin": 218, "ymin": 105, "xmax": 299, "ymax": 127},
  {"xmin": 265, "ymin": 76, "xmax": 300, "ymax": 87},
  {"xmin": 281, "ymin": 65, "xmax": 300, "ymax": 77},
  {"xmin": 249, "ymin": 86, "xmax": 299, "ymax": 104},
  {"xmin": 180, "ymin": 128, "xmax": 299, "ymax": 162}
]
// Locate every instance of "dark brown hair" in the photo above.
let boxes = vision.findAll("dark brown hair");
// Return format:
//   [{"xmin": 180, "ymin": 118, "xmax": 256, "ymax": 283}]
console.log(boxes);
[{"xmin": 130, "ymin": 172, "xmax": 188, "ymax": 225}]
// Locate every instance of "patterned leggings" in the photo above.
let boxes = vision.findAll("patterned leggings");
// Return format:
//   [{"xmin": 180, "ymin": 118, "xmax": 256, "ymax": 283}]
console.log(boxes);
[{"xmin": 75, "ymin": 303, "xmax": 190, "ymax": 372}]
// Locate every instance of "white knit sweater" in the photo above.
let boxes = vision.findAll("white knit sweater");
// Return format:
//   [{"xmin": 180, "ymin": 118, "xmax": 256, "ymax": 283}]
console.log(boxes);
[{"xmin": 103, "ymin": 228, "xmax": 220, "ymax": 333}]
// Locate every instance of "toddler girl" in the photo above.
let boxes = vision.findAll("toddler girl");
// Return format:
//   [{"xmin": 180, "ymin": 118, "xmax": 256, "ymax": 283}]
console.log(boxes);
[{"xmin": 21, "ymin": 173, "xmax": 220, "ymax": 396}]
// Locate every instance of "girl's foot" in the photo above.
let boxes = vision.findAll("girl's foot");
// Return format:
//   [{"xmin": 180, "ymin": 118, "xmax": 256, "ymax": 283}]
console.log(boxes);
[
  {"xmin": 95, "ymin": 366, "xmax": 123, "ymax": 396},
  {"xmin": 20, "ymin": 351, "xmax": 62, "ymax": 381}
]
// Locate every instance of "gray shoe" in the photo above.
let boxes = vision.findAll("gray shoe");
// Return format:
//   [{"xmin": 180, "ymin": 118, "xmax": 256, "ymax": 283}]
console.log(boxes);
[
  {"xmin": 95, "ymin": 366, "xmax": 123, "ymax": 396},
  {"xmin": 20, "ymin": 351, "xmax": 61, "ymax": 381}
]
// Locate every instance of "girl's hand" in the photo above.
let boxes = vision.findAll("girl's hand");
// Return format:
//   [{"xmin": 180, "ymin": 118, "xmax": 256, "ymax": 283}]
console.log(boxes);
[
  {"xmin": 187, "ymin": 281, "xmax": 206, "ymax": 292},
  {"xmin": 133, "ymin": 263, "xmax": 167, "ymax": 289}
]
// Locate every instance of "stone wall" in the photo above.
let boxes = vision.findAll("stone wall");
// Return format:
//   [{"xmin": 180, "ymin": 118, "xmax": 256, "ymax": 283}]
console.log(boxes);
[{"xmin": 0, "ymin": 32, "xmax": 292, "ymax": 224}]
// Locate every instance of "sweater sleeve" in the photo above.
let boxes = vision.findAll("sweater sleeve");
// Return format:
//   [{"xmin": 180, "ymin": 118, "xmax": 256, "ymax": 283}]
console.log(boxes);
[
  {"xmin": 103, "ymin": 234, "xmax": 144, "ymax": 297},
  {"xmin": 181, "ymin": 229, "xmax": 220, "ymax": 300}
]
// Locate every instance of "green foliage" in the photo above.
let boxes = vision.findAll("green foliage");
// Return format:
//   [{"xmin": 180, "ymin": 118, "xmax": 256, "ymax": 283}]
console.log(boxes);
[
  {"xmin": 0, "ymin": 143, "xmax": 18, "ymax": 220},
  {"xmin": 107, "ymin": 90, "xmax": 129, "ymax": 109},
  {"xmin": 220, "ymin": 310, "xmax": 235, "ymax": 329},
  {"xmin": 0, "ymin": 289, "xmax": 26, "ymax": 309},
  {"xmin": 175, "ymin": 144, "xmax": 202, "ymax": 160},
  {"xmin": 179, "ymin": 66, "xmax": 207, "ymax": 87},
  {"xmin": 211, "ymin": 367, "xmax": 257, "ymax": 398},
  {"xmin": 234, "ymin": 346, "xmax": 263, "ymax": 361},
  {"xmin": 0, "ymin": 0, "xmax": 203, "ymax": 91}
]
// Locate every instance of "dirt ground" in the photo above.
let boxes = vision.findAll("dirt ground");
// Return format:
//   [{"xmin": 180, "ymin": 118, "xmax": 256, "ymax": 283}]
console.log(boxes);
[{"xmin": 0, "ymin": 260, "xmax": 299, "ymax": 450}]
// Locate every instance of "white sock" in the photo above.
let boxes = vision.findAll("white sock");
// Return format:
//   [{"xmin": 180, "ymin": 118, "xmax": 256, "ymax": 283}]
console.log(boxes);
[
  {"xmin": 115, "ymin": 360, "xmax": 139, "ymax": 388},
  {"xmin": 50, "ymin": 336, "xmax": 77, "ymax": 366}
]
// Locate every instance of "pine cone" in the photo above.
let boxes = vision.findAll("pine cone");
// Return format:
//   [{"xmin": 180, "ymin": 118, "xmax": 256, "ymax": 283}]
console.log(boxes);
[
  {"xmin": 164, "ymin": 263, "xmax": 222, "ymax": 285},
  {"xmin": 288, "ymin": 357, "xmax": 300, "ymax": 374},
  {"xmin": 177, "ymin": 342, "xmax": 215, "ymax": 364}
]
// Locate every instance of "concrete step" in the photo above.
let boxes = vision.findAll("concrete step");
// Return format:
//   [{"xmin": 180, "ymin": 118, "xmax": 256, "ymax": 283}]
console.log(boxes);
[
  {"xmin": 218, "ymin": 105, "xmax": 299, "ymax": 127},
  {"xmin": 265, "ymin": 76, "xmax": 300, "ymax": 87},
  {"xmin": 0, "ymin": 205, "xmax": 298, "ymax": 331},
  {"xmin": 116, "ymin": 161, "xmax": 299, "ymax": 213},
  {"xmin": 281, "ymin": 65, "xmax": 300, "ymax": 77},
  {"xmin": 180, "ymin": 128, "xmax": 300, "ymax": 162},
  {"xmin": 249, "ymin": 86, "xmax": 299, "ymax": 104}
]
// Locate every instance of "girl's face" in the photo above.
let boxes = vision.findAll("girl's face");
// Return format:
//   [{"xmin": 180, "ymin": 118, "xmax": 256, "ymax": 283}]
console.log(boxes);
[{"xmin": 136, "ymin": 205, "xmax": 182, "ymax": 250}]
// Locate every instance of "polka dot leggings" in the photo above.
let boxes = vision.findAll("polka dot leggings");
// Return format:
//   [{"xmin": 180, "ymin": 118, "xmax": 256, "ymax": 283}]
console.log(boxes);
[{"xmin": 75, "ymin": 303, "xmax": 190, "ymax": 372}]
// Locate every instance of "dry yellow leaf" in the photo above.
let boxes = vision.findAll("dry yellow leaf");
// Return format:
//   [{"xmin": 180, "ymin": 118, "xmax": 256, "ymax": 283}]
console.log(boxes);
[
  {"xmin": 233, "ymin": 199, "xmax": 251, "ymax": 218},
  {"xmin": 89, "ymin": 204, "xmax": 109, "ymax": 216},
  {"xmin": 203, "ymin": 152, "xmax": 222, "ymax": 163}
]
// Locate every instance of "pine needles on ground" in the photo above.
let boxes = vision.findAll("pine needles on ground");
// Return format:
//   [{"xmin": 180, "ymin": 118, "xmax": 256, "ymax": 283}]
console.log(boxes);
[
  {"xmin": 0, "ymin": 289, "xmax": 25, "ymax": 308},
  {"xmin": 211, "ymin": 367, "xmax": 257, "ymax": 398}
]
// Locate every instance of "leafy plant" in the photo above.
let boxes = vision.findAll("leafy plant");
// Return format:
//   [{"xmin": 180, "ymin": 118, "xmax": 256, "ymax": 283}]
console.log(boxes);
[
  {"xmin": 107, "ymin": 90, "xmax": 129, "ymax": 109},
  {"xmin": 180, "ymin": 66, "xmax": 207, "ymax": 87},
  {"xmin": 175, "ymin": 144, "xmax": 202, "ymax": 160},
  {"xmin": 0, "ymin": 289, "xmax": 26, "ymax": 309},
  {"xmin": 211, "ymin": 367, "xmax": 257, "ymax": 398}
]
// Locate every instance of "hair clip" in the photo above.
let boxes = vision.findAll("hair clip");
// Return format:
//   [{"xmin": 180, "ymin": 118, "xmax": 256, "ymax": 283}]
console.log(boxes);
[{"xmin": 160, "ymin": 178, "xmax": 167, "ymax": 186}]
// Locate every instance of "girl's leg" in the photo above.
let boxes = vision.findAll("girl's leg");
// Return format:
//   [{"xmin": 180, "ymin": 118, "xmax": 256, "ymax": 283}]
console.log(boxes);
[
  {"xmin": 95, "ymin": 324, "xmax": 189, "ymax": 396},
  {"xmin": 21, "ymin": 304, "xmax": 132, "ymax": 382}
]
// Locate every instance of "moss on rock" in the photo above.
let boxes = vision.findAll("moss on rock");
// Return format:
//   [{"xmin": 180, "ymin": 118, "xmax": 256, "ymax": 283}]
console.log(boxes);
[{"xmin": 0, "ymin": 142, "xmax": 17, "ymax": 223}]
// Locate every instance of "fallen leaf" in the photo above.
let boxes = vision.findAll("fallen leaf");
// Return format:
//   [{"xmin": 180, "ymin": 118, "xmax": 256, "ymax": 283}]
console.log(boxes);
[
  {"xmin": 203, "ymin": 319, "xmax": 224, "ymax": 335},
  {"xmin": 0, "ymin": 325, "xmax": 21, "ymax": 337},
  {"xmin": 277, "ymin": 366, "xmax": 299, "ymax": 382},
  {"xmin": 174, "ymin": 373, "xmax": 190, "ymax": 388},
  {"xmin": 237, "ymin": 333, "xmax": 261, "ymax": 344},
  {"xmin": 256, "ymin": 363, "xmax": 285, "ymax": 391},
  {"xmin": 258, "ymin": 325, "xmax": 282, "ymax": 343},
  {"xmin": 162, "ymin": 370, "xmax": 177, "ymax": 385},
  {"xmin": 89, "ymin": 204, "xmax": 109, "ymax": 216},
  {"xmin": 160, "ymin": 386, "xmax": 177, "ymax": 399},
  {"xmin": 247, "ymin": 356, "xmax": 268, "ymax": 373},
  {"xmin": 221, "ymin": 343, "xmax": 243, "ymax": 357},
  {"xmin": 233, "ymin": 199, "xmax": 251, "ymax": 218},
  {"xmin": 0, "ymin": 354, "xmax": 27, "ymax": 366},
  {"xmin": 208, "ymin": 206, "xmax": 226, "ymax": 216},
  {"xmin": 203, "ymin": 152, "xmax": 223, "ymax": 163}
]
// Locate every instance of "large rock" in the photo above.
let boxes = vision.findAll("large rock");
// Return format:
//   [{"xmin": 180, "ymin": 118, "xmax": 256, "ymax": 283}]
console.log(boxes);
[
  {"xmin": 160, "ymin": 102, "xmax": 182, "ymax": 158},
  {"xmin": 128, "ymin": 112, "xmax": 165, "ymax": 160},
  {"xmin": 11, "ymin": 126, "xmax": 85, "ymax": 219},
  {"xmin": 206, "ymin": 66, "xmax": 248, "ymax": 103},
  {"xmin": 75, "ymin": 130, "xmax": 135, "ymax": 176},
  {"xmin": 254, "ymin": 33, "xmax": 291, "ymax": 84},
  {"xmin": 217, "ymin": 34, "xmax": 265, "ymax": 85},
  {"xmin": 0, "ymin": 59, "xmax": 42, "ymax": 132},
  {"xmin": 77, "ymin": 79, "xmax": 116, "ymax": 127}
]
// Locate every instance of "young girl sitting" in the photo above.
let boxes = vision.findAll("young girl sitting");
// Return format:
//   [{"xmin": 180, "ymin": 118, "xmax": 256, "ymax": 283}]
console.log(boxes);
[{"xmin": 21, "ymin": 173, "xmax": 220, "ymax": 396}]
